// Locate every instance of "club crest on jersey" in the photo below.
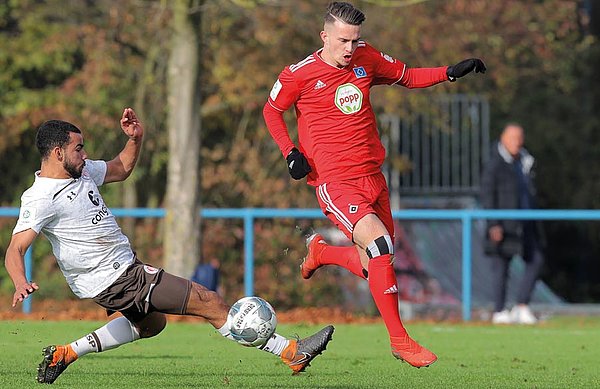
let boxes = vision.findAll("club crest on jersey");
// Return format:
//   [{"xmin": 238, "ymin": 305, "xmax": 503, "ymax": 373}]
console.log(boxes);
[
  {"xmin": 88, "ymin": 190, "xmax": 100, "ymax": 206},
  {"xmin": 353, "ymin": 66, "xmax": 367, "ymax": 78},
  {"xmin": 335, "ymin": 83, "xmax": 363, "ymax": 114}
]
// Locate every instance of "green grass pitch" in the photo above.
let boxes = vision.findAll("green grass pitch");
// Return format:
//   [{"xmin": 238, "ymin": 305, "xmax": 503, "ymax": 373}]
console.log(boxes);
[{"xmin": 0, "ymin": 317, "xmax": 598, "ymax": 388}]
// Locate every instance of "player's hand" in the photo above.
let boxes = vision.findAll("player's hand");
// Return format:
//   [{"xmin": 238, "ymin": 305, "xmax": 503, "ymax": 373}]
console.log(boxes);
[
  {"xmin": 286, "ymin": 148, "xmax": 312, "ymax": 180},
  {"xmin": 12, "ymin": 281, "xmax": 39, "ymax": 307},
  {"xmin": 120, "ymin": 107, "xmax": 144, "ymax": 141},
  {"xmin": 446, "ymin": 58, "xmax": 486, "ymax": 81}
]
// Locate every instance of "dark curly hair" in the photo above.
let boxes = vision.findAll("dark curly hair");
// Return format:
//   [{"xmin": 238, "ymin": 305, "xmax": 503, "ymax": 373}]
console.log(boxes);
[{"xmin": 36, "ymin": 120, "xmax": 81, "ymax": 160}]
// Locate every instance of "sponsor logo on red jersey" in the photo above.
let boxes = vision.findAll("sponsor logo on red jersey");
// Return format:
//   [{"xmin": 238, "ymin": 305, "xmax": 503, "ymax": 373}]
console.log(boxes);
[{"xmin": 335, "ymin": 83, "xmax": 363, "ymax": 114}]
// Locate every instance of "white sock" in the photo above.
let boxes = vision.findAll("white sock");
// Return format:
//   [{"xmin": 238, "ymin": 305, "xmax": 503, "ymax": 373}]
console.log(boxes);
[
  {"xmin": 216, "ymin": 323, "xmax": 289, "ymax": 356},
  {"xmin": 258, "ymin": 333, "xmax": 290, "ymax": 356},
  {"xmin": 217, "ymin": 322, "xmax": 236, "ymax": 341},
  {"xmin": 70, "ymin": 316, "xmax": 140, "ymax": 357}
]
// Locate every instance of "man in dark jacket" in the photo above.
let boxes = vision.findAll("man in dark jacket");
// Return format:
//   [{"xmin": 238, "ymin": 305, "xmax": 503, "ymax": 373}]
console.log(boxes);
[{"xmin": 481, "ymin": 123, "xmax": 545, "ymax": 324}]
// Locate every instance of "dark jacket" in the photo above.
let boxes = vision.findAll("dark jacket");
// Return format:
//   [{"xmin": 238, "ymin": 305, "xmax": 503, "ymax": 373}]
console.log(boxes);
[{"xmin": 480, "ymin": 142, "xmax": 540, "ymax": 257}]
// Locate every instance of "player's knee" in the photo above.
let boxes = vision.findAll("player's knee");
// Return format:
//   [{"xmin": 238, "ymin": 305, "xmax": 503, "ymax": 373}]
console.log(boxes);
[
  {"xmin": 185, "ymin": 283, "xmax": 230, "ymax": 321},
  {"xmin": 191, "ymin": 282, "xmax": 224, "ymax": 305},
  {"xmin": 366, "ymin": 235, "xmax": 394, "ymax": 259},
  {"xmin": 137, "ymin": 312, "xmax": 167, "ymax": 338}
]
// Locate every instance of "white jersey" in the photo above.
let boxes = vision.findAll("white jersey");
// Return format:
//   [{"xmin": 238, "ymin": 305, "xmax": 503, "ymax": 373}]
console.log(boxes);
[{"xmin": 13, "ymin": 160, "xmax": 135, "ymax": 298}]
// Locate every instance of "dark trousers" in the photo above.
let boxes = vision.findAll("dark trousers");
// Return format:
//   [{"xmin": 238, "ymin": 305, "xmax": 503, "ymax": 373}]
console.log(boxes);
[{"xmin": 491, "ymin": 235, "xmax": 545, "ymax": 312}]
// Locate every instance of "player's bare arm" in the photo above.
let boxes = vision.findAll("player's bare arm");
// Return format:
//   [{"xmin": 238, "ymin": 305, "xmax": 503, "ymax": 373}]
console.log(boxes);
[
  {"xmin": 104, "ymin": 107, "xmax": 144, "ymax": 184},
  {"xmin": 4, "ymin": 228, "xmax": 39, "ymax": 307}
]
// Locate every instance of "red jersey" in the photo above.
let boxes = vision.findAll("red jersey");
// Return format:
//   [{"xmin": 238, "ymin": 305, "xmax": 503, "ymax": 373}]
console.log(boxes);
[{"xmin": 265, "ymin": 41, "xmax": 448, "ymax": 186}]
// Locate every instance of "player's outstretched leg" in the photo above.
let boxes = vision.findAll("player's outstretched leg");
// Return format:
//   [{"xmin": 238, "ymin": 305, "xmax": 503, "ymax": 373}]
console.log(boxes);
[
  {"xmin": 300, "ymin": 233, "xmax": 327, "ymax": 279},
  {"xmin": 280, "ymin": 325, "xmax": 335, "ymax": 375},
  {"xmin": 37, "ymin": 345, "xmax": 78, "ymax": 384}
]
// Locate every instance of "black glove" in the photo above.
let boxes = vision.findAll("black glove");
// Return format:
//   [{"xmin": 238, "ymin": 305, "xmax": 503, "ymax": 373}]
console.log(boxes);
[
  {"xmin": 446, "ymin": 58, "xmax": 486, "ymax": 81},
  {"xmin": 285, "ymin": 148, "xmax": 312, "ymax": 180}
]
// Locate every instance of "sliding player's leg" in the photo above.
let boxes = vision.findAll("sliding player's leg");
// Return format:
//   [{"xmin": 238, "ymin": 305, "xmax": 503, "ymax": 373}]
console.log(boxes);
[
  {"xmin": 37, "ymin": 311, "xmax": 164, "ymax": 384},
  {"xmin": 37, "ymin": 261, "xmax": 334, "ymax": 383},
  {"xmin": 149, "ymin": 269, "xmax": 335, "ymax": 375}
]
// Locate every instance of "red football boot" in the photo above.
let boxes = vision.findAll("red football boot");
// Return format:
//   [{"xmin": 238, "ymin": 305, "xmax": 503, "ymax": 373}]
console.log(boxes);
[
  {"xmin": 390, "ymin": 333, "xmax": 438, "ymax": 368},
  {"xmin": 300, "ymin": 233, "xmax": 327, "ymax": 279}
]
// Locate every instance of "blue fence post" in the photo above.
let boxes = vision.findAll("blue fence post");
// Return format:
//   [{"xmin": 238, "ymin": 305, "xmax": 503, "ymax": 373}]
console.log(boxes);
[
  {"xmin": 461, "ymin": 213, "xmax": 472, "ymax": 321},
  {"xmin": 244, "ymin": 210, "xmax": 254, "ymax": 297},
  {"xmin": 23, "ymin": 246, "xmax": 33, "ymax": 314}
]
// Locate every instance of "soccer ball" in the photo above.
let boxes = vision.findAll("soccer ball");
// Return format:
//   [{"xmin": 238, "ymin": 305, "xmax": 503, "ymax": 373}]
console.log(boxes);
[{"xmin": 227, "ymin": 296, "xmax": 277, "ymax": 347}]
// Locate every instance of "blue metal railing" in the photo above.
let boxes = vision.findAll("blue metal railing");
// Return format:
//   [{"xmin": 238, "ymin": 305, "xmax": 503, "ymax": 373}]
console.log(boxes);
[{"xmin": 2, "ymin": 207, "xmax": 599, "ymax": 320}]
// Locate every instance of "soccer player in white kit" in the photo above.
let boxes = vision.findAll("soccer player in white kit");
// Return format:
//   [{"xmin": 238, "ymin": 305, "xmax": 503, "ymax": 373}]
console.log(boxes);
[{"xmin": 4, "ymin": 108, "xmax": 334, "ymax": 384}]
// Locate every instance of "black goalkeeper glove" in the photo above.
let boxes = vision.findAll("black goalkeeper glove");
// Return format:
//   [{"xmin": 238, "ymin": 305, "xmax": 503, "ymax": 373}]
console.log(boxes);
[
  {"xmin": 446, "ymin": 58, "xmax": 486, "ymax": 81},
  {"xmin": 286, "ymin": 148, "xmax": 312, "ymax": 180}
]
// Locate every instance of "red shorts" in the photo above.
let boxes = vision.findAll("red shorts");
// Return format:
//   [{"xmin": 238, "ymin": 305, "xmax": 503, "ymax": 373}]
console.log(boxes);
[{"xmin": 315, "ymin": 172, "xmax": 394, "ymax": 241}]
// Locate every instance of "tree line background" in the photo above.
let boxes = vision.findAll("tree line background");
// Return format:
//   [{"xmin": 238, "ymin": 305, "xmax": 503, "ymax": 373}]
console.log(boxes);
[{"xmin": 0, "ymin": 0, "xmax": 599, "ymax": 308}]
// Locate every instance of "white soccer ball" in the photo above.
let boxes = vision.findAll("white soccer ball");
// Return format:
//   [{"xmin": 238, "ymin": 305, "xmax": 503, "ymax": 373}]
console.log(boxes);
[{"xmin": 227, "ymin": 296, "xmax": 277, "ymax": 347}]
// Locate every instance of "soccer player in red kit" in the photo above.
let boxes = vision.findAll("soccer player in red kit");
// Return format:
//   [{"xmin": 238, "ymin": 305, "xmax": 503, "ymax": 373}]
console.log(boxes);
[{"xmin": 263, "ymin": 1, "xmax": 485, "ymax": 368}]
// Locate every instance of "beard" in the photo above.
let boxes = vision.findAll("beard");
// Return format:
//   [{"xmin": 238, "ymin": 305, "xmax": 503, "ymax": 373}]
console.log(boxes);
[{"xmin": 64, "ymin": 158, "xmax": 84, "ymax": 179}]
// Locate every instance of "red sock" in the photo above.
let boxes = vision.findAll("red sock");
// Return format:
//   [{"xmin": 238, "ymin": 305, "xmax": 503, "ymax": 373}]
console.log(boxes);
[
  {"xmin": 320, "ymin": 245, "xmax": 367, "ymax": 279},
  {"xmin": 368, "ymin": 254, "xmax": 407, "ymax": 338}
]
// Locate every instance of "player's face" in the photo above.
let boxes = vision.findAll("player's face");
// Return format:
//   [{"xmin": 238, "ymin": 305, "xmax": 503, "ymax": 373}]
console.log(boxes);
[
  {"xmin": 62, "ymin": 132, "xmax": 87, "ymax": 179},
  {"xmin": 321, "ymin": 20, "xmax": 361, "ymax": 68}
]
